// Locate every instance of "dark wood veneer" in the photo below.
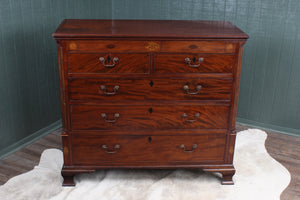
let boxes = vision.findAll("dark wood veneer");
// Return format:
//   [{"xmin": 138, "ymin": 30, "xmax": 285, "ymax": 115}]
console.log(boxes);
[
  {"xmin": 69, "ymin": 78, "xmax": 232, "ymax": 101},
  {"xmin": 70, "ymin": 105, "xmax": 230, "ymax": 131},
  {"xmin": 71, "ymin": 134, "xmax": 227, "ymax": 165},
  {"xmin": 53, "ymin": 19, "xmax": 248, "ymax": 186},
  {"xmin": 68, "ymin": 53, "xmax": 150, "ymax": 74},
  {"xmin": 154, "ymin": 54, "xmax": 234, "ymax": 74}
]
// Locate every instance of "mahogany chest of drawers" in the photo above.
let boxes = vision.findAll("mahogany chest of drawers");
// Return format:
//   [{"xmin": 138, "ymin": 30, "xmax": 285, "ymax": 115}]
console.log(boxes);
[{"xmin": 53, "ymin": 19, "xmax": 248, "ymax": 186}]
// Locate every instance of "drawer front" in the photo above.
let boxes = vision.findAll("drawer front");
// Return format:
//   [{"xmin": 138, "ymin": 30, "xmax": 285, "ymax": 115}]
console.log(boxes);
[
  {"xmin": 68, "ymin": 53, "xmax": 150, "ymax": 74},
  {"xmin": 69, "ymin": 78, "xmax": 232, "ymax": 101},
  {"xmin": 67, "ymin": 40, "xmax": 152, "ymax": 52},
  {"xmin": 66, "ymin": 40, "xmax": 235, "ymax": 53},
  {"xmin": 70, "ymin": 105, "xmax": 229, "ymax": 131},
  {"xmin": 154, "ymin": 54, "xmax": 234, "ymax": 74},
  {"xmin": 71, "ymin": 134, "xmax": 226, "ymax": 165},
  {"xmin": 161, "ymin": 41, "xmax": 236, "ymax": 53}
]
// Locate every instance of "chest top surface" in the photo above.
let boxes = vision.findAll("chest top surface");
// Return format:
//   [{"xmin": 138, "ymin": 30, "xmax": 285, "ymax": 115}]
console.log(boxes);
[{"xmin": 52, "ymin": 19, "xmax": 249, "ymax": 40}]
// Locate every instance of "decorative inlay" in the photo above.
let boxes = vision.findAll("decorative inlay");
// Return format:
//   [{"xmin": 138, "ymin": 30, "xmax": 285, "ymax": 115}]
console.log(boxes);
[
  {"xmin": 144, "ymin": 41, "xmax": 160, "ymax": 51},
  {"xmin": 229, "ymin": 146, "xmax": 234, "ymax": 154},
  {"xmin": 63, "ymin": 146, "xmax": 69, "ymax": 155},
  {"xmin": 225, "ymin": 43, "xmax": 234, "ymax": 51},
  {"xmin": 189, "ymin": 44, "xmax": 198, "ymax": 49},
  {"xmin": 69, "ymin": 42, "xmax": 77, "ymax": 50}
]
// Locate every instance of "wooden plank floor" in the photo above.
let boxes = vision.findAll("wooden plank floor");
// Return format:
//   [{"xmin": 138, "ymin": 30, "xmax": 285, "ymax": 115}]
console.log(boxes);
[{"xmin": 0, "ymin": 125, "xmax": 299, "ymax": 200}]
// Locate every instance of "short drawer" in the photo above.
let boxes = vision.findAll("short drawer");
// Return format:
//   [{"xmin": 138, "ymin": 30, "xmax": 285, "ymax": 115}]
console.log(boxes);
[
  {"xmin": 161, "ymin": 41, "xmax": 236, "ymax": 53},
  {"xmin": 154, "ymin": 54, "xmax": 234, "ymax": 74},
  {"xmin": 66, "ymin": 40, "xmax": 152, "ymax": 52},
  {"xmin": 69, "ymin": 78, "xmax": 232, "ymax": 101},
  {"xmin": 68, "ymin": 53, "xmax": 150, "ymax": 74},
  {"xmin": 70, "ymin": 105, "xmax": 229, "ymax": 131},
  {"xmin": 71, "ymin": 134, "xmax": 226, "ymax": 165}
]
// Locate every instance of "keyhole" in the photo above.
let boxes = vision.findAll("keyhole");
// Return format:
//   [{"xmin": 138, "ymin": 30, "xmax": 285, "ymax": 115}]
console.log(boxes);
[
  {"xmin": 107, "ymin": 55, "xmax": 111, "ymax": 62},
  {"xmin": 149, "ymin": 80, "xmax": 154, "ymax": 87},
  {"xmin": 148, "ymin": 107, "xmax": 153, "ymax": 113},
  {"xmin": 148, "ymin": 136, "xmax": 152, "ymax": 143},
  {"xmin": 193, "ymin": 56, "xmax": 196, "ymax": 63}
]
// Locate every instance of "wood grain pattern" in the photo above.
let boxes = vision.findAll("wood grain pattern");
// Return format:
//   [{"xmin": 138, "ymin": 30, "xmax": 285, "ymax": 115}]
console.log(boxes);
[
  {"xmin": 71, "ymin": 134, "xmax": 226, "ymax": 164},
  {"xmin": 154, "ymin": 53, "xmax": 234, "ymax": 74},
  {"xmin": 68, "ymin": 53, "xmax": 150, "ymax": 74},
  {"xmin": 70, "ymin": 105, "xmax": 230, "ymax": 131},
  {"xmin": 69, "ymin": 78, "xmax": 232, "ymax": 101}
]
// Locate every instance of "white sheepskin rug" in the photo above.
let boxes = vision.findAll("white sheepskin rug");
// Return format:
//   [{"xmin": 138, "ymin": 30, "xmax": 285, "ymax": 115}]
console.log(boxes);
[{"xmin": 0, "ymin": 129, "xmax": 291, "ymax": 200}]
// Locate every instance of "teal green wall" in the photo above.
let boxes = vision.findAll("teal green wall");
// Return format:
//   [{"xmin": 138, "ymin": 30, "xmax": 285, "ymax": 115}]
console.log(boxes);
[
  {"xmin": 1, "ymin": 0, "xmax": 299, "ymax": 157},
  {"xmin": 0, "ymin": 0, "xmax": 112, "ymax": 156}
]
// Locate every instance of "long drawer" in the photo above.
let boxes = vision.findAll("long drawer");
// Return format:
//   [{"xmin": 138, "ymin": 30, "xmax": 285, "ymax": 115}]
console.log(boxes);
[
  {"xmin": 71, "ymin": 134, "xmax": 227, "ymax": 165},
  {"xmin": 70, "ymin": 105, "xmax": 229, "ymax": 131},
  {"xmin": 69, "ymin": 78, "xmax": 232, "ymax": 101}
]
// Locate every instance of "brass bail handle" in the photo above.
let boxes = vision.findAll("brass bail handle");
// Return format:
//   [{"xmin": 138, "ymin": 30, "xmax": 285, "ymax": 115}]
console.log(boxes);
[
  {"xmin": 182, "ymin": 112, "xmax": 200, "ymax": 122},
  {"xmin": 183, "ymin": 84, "xmax": 202, "ymax": 95},
  {"xmin": 101, "ymin": 113, "xmax": 120, "ymax": 123},
  {"xmin": 184, "ymin": 57, "xmax": 204, "ymax": 68},
  {"xmin": 99, "ymin": 56, "xmax": 119, "ymax": 68},
  {"xmin": 102, "ymin": 144, "xmax": 120, "ymax": 154},
  {"xmin": 100, "ymin": 85, "xmax": 120, "ymax": 95},
  {"xmin": 180, "ymin": 144, "xmax": 198, "ymax": 153}
]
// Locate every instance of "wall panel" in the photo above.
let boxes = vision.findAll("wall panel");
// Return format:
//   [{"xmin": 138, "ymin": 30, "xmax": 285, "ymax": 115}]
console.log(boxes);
[{"xmin": 0, "ymin": 0, "xmax": 112, "ymax": 153}]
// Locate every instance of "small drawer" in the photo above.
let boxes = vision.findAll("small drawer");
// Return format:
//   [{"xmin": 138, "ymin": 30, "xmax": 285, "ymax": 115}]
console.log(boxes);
[
  {"xmin": 154, "ymin": 54, "xmax": 234, "ymax": 74},
  {"xmin": 161, "ymin": 41, "xmax": 236, "ymax": 53},
  {"xmin": 66, "ymin": 40, "xmax": 150, "ymax": 52},
  {"xmin": 69, "ymin": 78, "xmax": 232, "ymax": 101},
  {"xmin": 71, "ymin": 134, "xmax": 226, "ymax": 165},
  {"xmin": 70, "ymin": 105, "xmax": 229, "ymax": 131},
  {"xmin": 68, "ymin": 53, "xmax": 150, "ymax": 74}
]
